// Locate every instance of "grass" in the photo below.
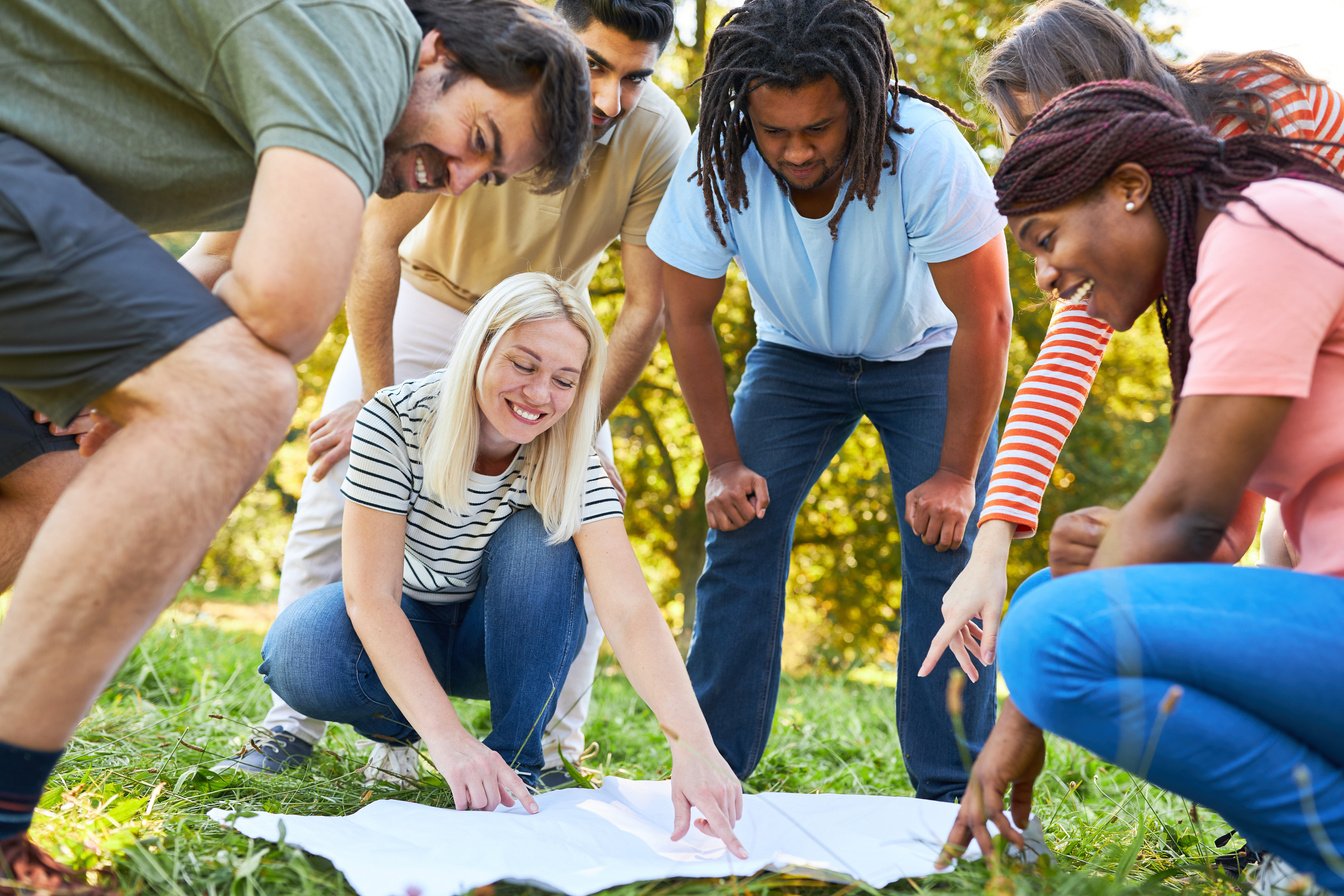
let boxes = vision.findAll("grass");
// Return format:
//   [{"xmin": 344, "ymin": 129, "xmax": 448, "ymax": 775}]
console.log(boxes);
[{"xmin": 29, "ymin": 586, "xmax": 1246, "ymax": 895}]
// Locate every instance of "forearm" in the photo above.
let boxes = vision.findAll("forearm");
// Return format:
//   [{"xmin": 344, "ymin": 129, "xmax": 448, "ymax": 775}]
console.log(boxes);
[
  {"xmin": 346, "ymin": 597, "xmax": 468, "ymax": 745},
  {"xmin": 600, "ymin": 296, "xmax": 663, "ymax": 420},
  {"xmin": 1091, "ymin": 485, "xmax": 1228, "ymax": 568},
  {"xmin": 346, "ymin": 246, "xmax": 403, "ymax": 401},
  {"xmin": 968, "ymin": 518, "xmax": 1015, "ymax": 570},
  {"xmin": 938, "ymin": 318, "xmax": 1010, "ymax": 479},
  {"xmin": 179, "ymin": 232, "xmax": 237, "ymax": 290},
  {"xmin": 665, "ymin": 315, "xmax": 740, "ymax": 469}
]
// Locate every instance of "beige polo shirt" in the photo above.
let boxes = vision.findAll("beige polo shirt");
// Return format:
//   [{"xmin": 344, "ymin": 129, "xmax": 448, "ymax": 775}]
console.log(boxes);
[{"xmin": 399, "ymin": 83, "xmax": 690, "ymax": 310}]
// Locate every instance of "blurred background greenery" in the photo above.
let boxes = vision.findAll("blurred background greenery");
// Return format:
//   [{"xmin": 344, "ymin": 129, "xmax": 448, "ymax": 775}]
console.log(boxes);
[{"xmin": 167, "ymin": 0, "xmax": 1174, "ymax": 673}]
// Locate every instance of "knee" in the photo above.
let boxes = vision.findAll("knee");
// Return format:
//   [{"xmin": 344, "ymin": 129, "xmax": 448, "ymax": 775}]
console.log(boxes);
[
  {"xmin": 485, "ymin": 509, "xmax": 581, "ymax": 590},
  {"xmin": 260, "ymin": 583, "xmax": 351, "ymax": 712}
]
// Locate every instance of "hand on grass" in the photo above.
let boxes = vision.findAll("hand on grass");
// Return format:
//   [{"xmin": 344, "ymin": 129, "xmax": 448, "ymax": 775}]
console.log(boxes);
[
  {"xmin": 905, "ymin": 469, "xmax": 975, "ymax": 552},
  {"xmin": 668, "ymin": 742, "xmax": 747, "ymax": 859},
  {"xmin": 426, "ymin": 734, "xmax": 538, "ymax": 815},
  {"xmin": 705, "ymin": 461, "xmax": 769, "ymax": 532},
  {"xmin": 307, "ymin": 399, "xmax": 361, "ymax": 482},
  {"xmin": 938, "ymin": 700, "xmax": 1045, "ymax": 869},
  {"xmin": 1048, "ymin": 506, "xmax": 1115, "ymax": 577}
]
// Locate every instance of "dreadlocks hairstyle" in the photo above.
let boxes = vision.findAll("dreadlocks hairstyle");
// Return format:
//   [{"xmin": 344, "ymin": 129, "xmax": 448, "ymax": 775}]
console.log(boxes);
[
  {"xmin": 693, "ymin": 0, "xmax": 969, "ymax": 243},
  {"xmin": 994, "ymin": 79, "xmax": 1344, "ymax": 399}
]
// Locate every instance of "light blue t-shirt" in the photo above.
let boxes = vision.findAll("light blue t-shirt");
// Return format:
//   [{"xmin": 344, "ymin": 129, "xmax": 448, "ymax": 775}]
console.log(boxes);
[{"xmin": 647, "ymin": 97, "xmax": 1005, "ymax": 361}]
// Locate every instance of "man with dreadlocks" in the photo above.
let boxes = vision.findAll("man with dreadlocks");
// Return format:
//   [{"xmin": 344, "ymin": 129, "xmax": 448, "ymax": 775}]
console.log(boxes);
[
  {"xmin": 646, "ymin": 0, "xmax": 1012, "ymax": 801},
  {"xmin": 940, "ymin": 80, "xmax": 1344, "ymax": 895}
]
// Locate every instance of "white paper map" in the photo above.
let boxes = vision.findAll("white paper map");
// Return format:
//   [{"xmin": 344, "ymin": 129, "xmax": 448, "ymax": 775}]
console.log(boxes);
[{"xmin": 210, "ymin": 777, "xmax": 1000, "ymax": 895}]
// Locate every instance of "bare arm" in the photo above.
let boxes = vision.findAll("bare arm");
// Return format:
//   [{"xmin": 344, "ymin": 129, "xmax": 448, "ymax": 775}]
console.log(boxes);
[
  {"xmin": 342, "ymin": 501, "xmax": 537, "ymax": 813},
  {"xmin": 213, "ymin": 147, "xmax": 366, "ymax": 362},
  {"xmin": 179, "ymin": 231, "xmax": 239, "ymax": 290},
  {"xmin": 662, "ymin": 262, "xmax": 768, "ymax": 531},
  {"xmin": 600, "ymin": 242, "xmax": 666, "ymax": 420},
  {"xmin": 347, "ymin": 192, "xmax": 439, "ymax": 400},
  {"xmin": 1092, "ymin": 394, "xmax": 1290, "ymax": 568},
  {"xmin": 574, "ymin": 517, "xmax": 745, "ymax": 858},
  {"xmin": 906, "ymin": 234, "xmax": 1013, "ymax": 551}
]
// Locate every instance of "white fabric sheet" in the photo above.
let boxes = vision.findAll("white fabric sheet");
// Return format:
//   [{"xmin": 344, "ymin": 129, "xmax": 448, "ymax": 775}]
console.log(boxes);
[{"xmin": 210, "ymin": 777, "xmax": 997, "ymax": 895}]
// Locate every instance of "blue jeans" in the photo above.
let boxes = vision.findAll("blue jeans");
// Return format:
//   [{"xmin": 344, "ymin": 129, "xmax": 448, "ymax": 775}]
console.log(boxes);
[
  {"xmin": 1001, "ymin": 564, "xmax": 1344, "ymax": 891},
  {"xmin": 259, "ymin": 508, "xmax": 587, "ymax": 778},
  {"xmin": 685, "ymin": 341, "xmax": 998, "ymax": 800}
]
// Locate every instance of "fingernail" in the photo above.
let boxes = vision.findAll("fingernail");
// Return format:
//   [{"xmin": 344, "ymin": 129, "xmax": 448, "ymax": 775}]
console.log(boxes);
[{"xmin": 984, "ymin": 651, "xmax": 994, "ymax": 665}]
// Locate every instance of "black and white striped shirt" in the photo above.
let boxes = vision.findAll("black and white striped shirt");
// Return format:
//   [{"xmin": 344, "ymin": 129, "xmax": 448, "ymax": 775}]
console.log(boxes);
[{"xmin": 341, "ymin": 372, "xmax": 623, "ymax": 603}]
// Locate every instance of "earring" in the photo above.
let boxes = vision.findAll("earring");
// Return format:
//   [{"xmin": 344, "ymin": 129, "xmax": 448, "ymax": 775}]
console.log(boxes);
[{"xmin": 1124, "ymin": 200, "xmax": 1137, "ymax": 212}]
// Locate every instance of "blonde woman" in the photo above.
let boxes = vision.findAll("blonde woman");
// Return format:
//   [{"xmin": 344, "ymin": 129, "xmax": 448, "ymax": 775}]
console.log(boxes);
[{"xmin": 260, "ymin": 272, "xmax": 745, "ymax": 855}]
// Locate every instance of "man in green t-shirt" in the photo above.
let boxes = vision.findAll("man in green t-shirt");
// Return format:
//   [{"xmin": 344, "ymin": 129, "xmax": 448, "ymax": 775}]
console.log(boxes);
[{"xmin": 0, "ymin": 1, "xmax": 589, "ymax": 889}]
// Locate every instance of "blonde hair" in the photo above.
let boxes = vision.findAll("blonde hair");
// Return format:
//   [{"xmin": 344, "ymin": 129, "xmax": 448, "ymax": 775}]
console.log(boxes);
[{"xmin": 420, "ymin": 272, "xmax": 606, "ymax": 543}]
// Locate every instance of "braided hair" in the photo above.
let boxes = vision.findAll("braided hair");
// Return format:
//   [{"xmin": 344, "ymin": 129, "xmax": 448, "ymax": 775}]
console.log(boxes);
[
  {"xmin": 994, "ymin": 79, "xmax": 1344, "ymax": 398},
  {"xmin": 694, "ymin": 0, "xmax": 968, "ymax": 243}
]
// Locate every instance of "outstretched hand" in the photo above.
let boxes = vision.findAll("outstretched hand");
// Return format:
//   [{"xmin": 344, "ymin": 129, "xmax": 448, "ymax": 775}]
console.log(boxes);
[
  {"xmin": 668, "ymin": 743, "xmax": 747, "ymax": 859},
  {"xmin": 938, "ymin": 700, "xmax": 1045, "ymax": 868},
  {"xmin": 918, "ymin": 554, "xmax": 1004, "ymax": 682}
]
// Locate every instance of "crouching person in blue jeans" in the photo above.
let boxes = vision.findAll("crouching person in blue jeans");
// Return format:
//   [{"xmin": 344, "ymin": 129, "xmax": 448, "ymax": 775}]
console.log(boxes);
[{"xmin": 260, "ymin": 272, "xmax": 745, "ymax": 856}]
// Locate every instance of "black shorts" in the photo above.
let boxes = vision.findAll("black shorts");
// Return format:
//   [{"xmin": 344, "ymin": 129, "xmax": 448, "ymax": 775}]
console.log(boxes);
[
  {"xmin": 0, "ymin": 132, "xmax": 233, "ymax": 427},
  {"xmin": 0, "ymin": 389, "xmax": 77, "ymax": 478}
]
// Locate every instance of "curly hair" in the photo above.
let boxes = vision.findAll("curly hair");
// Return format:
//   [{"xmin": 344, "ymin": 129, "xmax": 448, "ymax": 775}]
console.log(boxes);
[
  {"xmin": 994, "ymin": 79, "xmax": 1344, "ymax": 397},
  {"xmin": 407, "ymin": 0, "xmax": 591, "ymax": 194},
  {"xmin": 693, "ymin": 0, "xmax": 969, "ymax": 243}
]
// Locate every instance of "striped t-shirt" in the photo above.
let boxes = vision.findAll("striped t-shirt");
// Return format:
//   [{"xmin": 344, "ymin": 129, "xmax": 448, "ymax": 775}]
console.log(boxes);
[
  {"xmin": 342, "ymin": 372, "xmax": 623, "ymax": 603},
  {"xmin": 982, "ymin": 66, "xmax": 1344, "ymax": 536}
]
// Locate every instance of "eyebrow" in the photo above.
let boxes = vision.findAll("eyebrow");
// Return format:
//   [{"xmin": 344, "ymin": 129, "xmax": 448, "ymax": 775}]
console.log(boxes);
[
  {"xmin": 485, "ymin": 114, "xmax": 504, "ymax": 174},
  {"xmin": 517, "ymin": 346, "xmax": 581, "ymax": 376},
  {"xmin": 1015, "ymin": 216, "xmax": 1039, "ymax": 246},
  {"xmin": 757, "ymin": 115, "xmax": 836, "ymax": 131},
  {"xmin": 586, "ymin": 49, "xmax": 654, "ymax": 80}
]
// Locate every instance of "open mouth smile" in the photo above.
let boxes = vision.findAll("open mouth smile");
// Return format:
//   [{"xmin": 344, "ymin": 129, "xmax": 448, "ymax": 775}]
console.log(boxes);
[{"xmin": 507, "ymin": 400, "xmax": 544, "ymax": 423}]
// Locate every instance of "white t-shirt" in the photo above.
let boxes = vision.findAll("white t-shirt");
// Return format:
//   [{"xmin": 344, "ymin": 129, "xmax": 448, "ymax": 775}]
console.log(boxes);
[
  {"xmin": 342, "ymin": 372, "xmax": 623, "ymax": 603},
  {"xmin": 647, "ymin": 95, "xmax": 1005, "ymax": 361}
]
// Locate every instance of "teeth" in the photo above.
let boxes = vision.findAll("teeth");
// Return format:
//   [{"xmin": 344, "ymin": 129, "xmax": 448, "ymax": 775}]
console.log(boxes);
[
  {"xmin": 415, "ymin": 157, "xmax": 429, "ymax": 187},
  {"xmin": 1051, "ymin": 279, "xmax": 1094, "ymax": 304},
  {"xmin": 511, "ymin": 403, "xmax": 541, "ymax": 421}
]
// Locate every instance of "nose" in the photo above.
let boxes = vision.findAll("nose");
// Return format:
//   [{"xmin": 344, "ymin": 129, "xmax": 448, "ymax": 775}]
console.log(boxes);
[
  {"xmin": 593, "ymin": 74, "xmax": 621, "ymax": 120},
  {"xmin": 519, "ymin": 378, "xmax": 548, "ymax": 405},
  {"xmin": 1033, "ymin": 255, "xmax": 1058, "ymax": 293},
  {"xmin": 781, "ymin": 134, "xmax": 813, "ymax": 166},
  {"xmin": 445, "ymin": 158, "xmax": 491, "ymax": 196}
]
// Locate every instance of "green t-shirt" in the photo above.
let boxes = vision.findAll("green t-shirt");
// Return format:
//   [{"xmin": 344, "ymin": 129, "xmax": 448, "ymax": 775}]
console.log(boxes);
[{"xmin": 0, "ymin": 0, "xmax": 419, "ymax": 233}]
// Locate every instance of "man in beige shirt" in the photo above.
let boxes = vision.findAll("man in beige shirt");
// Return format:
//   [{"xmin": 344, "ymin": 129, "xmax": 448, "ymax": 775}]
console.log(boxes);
[{"xmin": 216, "ymin": 0, "xmax": 690, "ymax": 785}]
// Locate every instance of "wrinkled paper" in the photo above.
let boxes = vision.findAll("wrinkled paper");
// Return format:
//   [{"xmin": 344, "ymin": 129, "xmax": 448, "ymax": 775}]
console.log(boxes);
[{"xmin": 210, "ymin": 777, "xmax": 1014, "ymax": 896}]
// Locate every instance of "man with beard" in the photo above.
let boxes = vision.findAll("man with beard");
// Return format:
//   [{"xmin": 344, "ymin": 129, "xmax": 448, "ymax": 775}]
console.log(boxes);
[
  {"xmin": 213, "ymin": 0, "xmax": 689, "ymax": 787},
  {"xmin": 0, "ymin": 0, "xmax": 588, "ymax": 890},
  {"xmin": 647, "ymin": 0, "xmax": 1012, "ymax": 801}
]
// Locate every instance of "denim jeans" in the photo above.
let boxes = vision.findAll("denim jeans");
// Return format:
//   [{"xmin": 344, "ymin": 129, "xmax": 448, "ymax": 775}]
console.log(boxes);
[
  {"xmin": 259, "ymin": 508, "xmax": 587, "ymax": 779},
  {"xmin": 684, "ymin": 341, "xmax": 998, "ymax": 801},
  {"xmin": 1001, "ymin": 564, "xmax": 1344, "ymax": 891}
]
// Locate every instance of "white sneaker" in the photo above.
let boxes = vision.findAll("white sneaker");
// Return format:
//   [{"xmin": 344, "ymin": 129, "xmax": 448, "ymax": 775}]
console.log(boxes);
[
  {"xmin": 1250, "ymin": 854, "xmax": 1328, "ymax": 896},
  {"xmin": 364, "ymin": 742, "xmax": 421, "ymax": 785}
]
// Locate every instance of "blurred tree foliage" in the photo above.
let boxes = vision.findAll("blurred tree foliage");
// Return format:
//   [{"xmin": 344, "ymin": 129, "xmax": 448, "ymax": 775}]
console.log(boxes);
[{"xmin": 192, "ymin": 0, "xmax": 1175, "ymax": 669}]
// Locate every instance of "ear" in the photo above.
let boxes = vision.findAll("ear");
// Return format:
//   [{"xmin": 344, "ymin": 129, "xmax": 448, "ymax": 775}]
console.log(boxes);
[
  {"xmin": 1105, "ymin": 162, "xmax": 1153, "ymax": 211},
  {"xmin": 416, "ymin": 30, "xmax": 455, "ymax": 70}
]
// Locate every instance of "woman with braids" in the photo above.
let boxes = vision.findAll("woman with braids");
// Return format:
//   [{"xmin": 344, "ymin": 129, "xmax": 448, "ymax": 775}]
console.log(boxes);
[
  {"xmin": 940, "ymin": 80, "xmax": 1344, "ymax": 895},
  {"xmin": 646, "ymin": 0, "xmax": 1012, "ymax": 800},
  {"xmin": 922, "ymin": 0, "xmax": 1344, "ymax": 680}
]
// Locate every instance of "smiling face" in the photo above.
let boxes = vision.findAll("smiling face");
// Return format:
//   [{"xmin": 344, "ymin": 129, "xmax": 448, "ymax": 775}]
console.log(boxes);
[
  {"xmin": 378, "ymin": 32, "xmax": 546, "ymax": 198},
  {"xmin": 476, "ymin": 317, "xmax": 590, "ymax": 466},
  {"xmin": 1009, "ymin": 164, "xmax": 1169, "ymax": 331},
  {"xmin": 745, "ymin": 76, "xmax": 850, "ymax": 210},
  {"xmin": 577, "ymin": 21, "xmax": 660, "ymax": 139}
]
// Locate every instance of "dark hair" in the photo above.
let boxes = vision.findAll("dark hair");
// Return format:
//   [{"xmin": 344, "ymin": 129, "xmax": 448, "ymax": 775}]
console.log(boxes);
[
  {"xmin": 994, "ymin": 80, "xmax": 1344, "ymax": 397},
  {"xmin": 975, "ymin": 0, "xmax": 1324, "ymax": 137},
  {"xmin": 406, "ymin": 0, "xmax": 590, "ymax": 193},
  {"xmin": 693, "ymin": 0, "xmax": 968, "ymax": 243},
  {"xmin": 554, "ymin": 0, "xmax": 676, "ymax": 49}
]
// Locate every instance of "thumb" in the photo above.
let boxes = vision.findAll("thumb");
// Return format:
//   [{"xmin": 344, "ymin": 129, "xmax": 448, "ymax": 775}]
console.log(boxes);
[
  {"xmin": 981, "ymin": 610, "xmax": 1001, "ymax": 666},
  {"xmin": 670, "ymin": 790, "xmax": 691, "ymax": 841}
]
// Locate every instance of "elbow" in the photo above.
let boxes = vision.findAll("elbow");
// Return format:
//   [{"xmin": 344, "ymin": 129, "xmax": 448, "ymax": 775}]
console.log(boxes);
[
  {"xmin": 228, "ymin": 272, "xmax": 338, "ymax": 363},
  {"xmin": 1167, "ymin": 508, "xmax": 1230, "ymax": 561}
]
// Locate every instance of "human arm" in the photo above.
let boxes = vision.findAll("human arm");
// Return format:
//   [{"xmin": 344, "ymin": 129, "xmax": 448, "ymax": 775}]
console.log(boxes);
[
  {"xmin": 210, "ymin": 147, "xmax": 365, "ymax": 362},
  {"xmin": 573, "ymin": 517, "xmax": 746, "ymax": 858},
  {"xmin": 906, "ymin": 234, "xmax": 1013, "ymax": 552},
  {"xmin": 303, "ymin": 192, "xmax": 438, "ymax": 482},
  {"xmin": 599, "ymin": 241, "xmax": 666, "ymax": 420},
  {"xmin": 917, "ymin": 517, "xmax": 1013, "ymax": 680},
  {"xmin": 1091, "ymin": 395, "xmax": 1290, "ymax": 568},
  {"xmin": 661, "ymin": 262, "xmax": 769, "ymax": 531},
  {"xmin": 937, "ymin": 698, "xmax": 1045, "ymax": 868},
  {"xmin": 342, "ymin": 500, "xmax": 538, "ymax": 814}
]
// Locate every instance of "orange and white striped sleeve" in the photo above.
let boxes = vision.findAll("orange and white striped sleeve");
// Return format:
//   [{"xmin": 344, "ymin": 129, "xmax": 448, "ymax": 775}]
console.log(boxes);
[
  {"xmin": 980, "ymin": 301, "xmax": 1113, "ymax": 537},
  {"xmin": 1211, "ymin": 70, "xmax": 1344, "ymax": 174}
]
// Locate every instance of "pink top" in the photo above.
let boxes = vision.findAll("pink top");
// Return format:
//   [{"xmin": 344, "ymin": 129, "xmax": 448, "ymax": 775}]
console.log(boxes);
[
  {"xmin": 1182, "ymin": 179, "xmax": 1344, "ymax": 577},
  {"xmin": 982, "ymin": 67, "xmax": 1344, "ymax": 536}
]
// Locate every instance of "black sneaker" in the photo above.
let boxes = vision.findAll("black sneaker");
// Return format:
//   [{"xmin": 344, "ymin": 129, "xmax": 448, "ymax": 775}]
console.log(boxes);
[{"xmin": 212, "ymin": 727, "xmax": 314, "ymax": 775}]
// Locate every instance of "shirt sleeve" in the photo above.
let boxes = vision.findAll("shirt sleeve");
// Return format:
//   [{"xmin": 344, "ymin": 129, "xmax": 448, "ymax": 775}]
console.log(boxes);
[
  {"xmin": 579, "ymin": 454, "xmax": 624, "ymax": 524},
  {"xmin": 619, "ymin": 94, "xmax": 693, "ymax": 247},
  {"xmin": 981, "ymin": 302, "xmax": 1113, "ymax": 536},
  {"xmin": 898, "ymin": 116, "xmax": 1007, "ymax": 264},
  {"xmin": 342, "ymin": 392, "xmax": 415, "ymax": 515},
  {"xmin": 208, "ymin": 1, "xmax": 417, "ymax": 197},
  {"xmin": 1183, "ymin": 185, "xmax": 1344, "ymax": 399},
  {"xmin": 646, "ymin": 133, "xmax": 738, "ymax": 279}
]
